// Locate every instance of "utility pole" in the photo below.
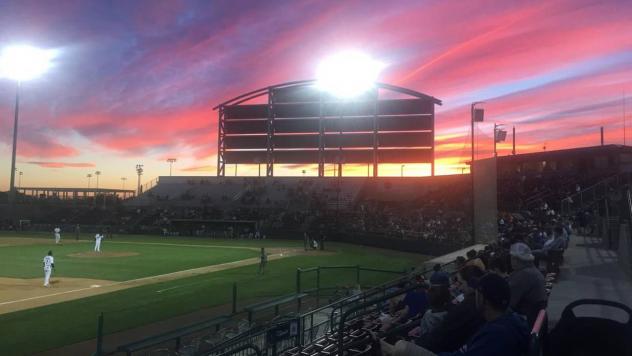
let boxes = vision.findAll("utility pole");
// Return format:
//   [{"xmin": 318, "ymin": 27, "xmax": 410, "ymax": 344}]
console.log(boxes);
[
  {"xmin": 494, "ymin": 123, "xmax": 498, "ymax": 157},
  {"xmin": 136, "ymin": 164, "xmax": 144, "ymax": 196},
  {"xmin": 512, "ymin": 126, "xmax": 516, "ymax": 155}
]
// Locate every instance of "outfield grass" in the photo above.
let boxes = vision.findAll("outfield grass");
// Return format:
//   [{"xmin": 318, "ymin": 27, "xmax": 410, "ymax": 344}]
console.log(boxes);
[{"xmin": 0, "ymin": 233, "xmax": 427, "ymax": 355}]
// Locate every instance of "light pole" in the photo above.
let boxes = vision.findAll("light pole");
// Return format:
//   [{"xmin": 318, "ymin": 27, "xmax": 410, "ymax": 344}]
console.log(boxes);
[
  {"xmin": 136, "ymin": 164, "xmax": 144, "ymax": 195},
  {"xmin": 470, "ymin": 101, "xmax": 485, "ymax": 245},
  {"xmin": 400, "ymin": 164, "xmax": 405, "ymax": 177},
  {"xmin": 87, "ymin": 174, "xmax": 92, "ymax": 189},
  {"xmin": 1, "ymin": 45, "xmax": 54, "ymax": 208},
  {"xmin": 121, "ymin": 177, "xmax": 127, "ymax": 190},
  {"xmin": 167, "ymin": 158, "xmax": 176, "ymax": 176},
  {"xmin": 18, "ymin": 171, "xmax": 22, "ymax": 189},
  {"xmin": 95, "ymin": 171, "xmax": 101, "ymax": 190}
]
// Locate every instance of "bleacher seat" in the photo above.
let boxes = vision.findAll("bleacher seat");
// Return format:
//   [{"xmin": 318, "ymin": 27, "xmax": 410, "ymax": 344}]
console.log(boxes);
[{"xmin": 548, "ymin": 299, "xmax": 632, "ymax": 356}]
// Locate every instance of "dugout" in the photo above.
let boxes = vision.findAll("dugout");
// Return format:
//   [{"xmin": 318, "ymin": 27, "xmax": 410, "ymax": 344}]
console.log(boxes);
[{"xmin": 170, "ymin": 219, "xmax": 258, "ymax": 238}]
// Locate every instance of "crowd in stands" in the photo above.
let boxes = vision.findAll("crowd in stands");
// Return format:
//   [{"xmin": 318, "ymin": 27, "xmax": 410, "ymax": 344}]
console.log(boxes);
[
  {"xmin": 1, "ymin": 177, "xmax": 475, "ymax": 251},
  {"xmin": 312, "ymin": 194, "xmax": 575, "ymax": 355}
]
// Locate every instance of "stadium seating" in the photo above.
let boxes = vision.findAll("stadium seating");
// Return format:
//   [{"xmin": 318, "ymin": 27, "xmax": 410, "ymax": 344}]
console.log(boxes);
[{"xmin": 548, "ymin": 299, "xmax": 632, "ymax": 356}]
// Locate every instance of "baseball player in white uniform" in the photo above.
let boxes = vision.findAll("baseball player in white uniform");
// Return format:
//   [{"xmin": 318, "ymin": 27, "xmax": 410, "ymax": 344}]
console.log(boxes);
[
  {"xmin": 43, "ymin": 250, "xmax": 55, "ymax": 287},
  {"xmin": 94, "ymin": 233, "xmax": 104, "ymax": 252},
  {"xmin": 54, "ymin": 227, "xmax": 61, "ymax": 244}
]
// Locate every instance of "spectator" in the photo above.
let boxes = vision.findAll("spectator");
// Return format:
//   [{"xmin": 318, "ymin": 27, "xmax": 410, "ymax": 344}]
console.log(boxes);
[
  {"xmin": 388, "ymin": 273, "xmax": 529, "ymax": 356},
  {"xmin": 386, "ymin": 283, "xmax": 428, "ymax": 329},
  {"xmin": 508, "ymin": 242, "xmax": 547, "ymax": 327},
  {"xmin": 412, "ymin": 285, "xmax": 451, "ymax": 337},
  {"xmin": 487, "ymin": 257, "xmax": 509, "ymax": 279},
  {"xmin": 465, "ymin": 250, "xmax": 486, "ymax": 271},
  {"xmin": 455, "ymin": 256, "xmax": 467, "ymax": 270},
  {"xmin": 416, "ymin": 265, "xmax": 485, "ymax": 353},
  {"xmin": 430, "ymin": 264, "xmax": 450, "ymax": 286},
  {"xmin": 532, "ymin": 226, "xmax": 566, "ymax": 268}
]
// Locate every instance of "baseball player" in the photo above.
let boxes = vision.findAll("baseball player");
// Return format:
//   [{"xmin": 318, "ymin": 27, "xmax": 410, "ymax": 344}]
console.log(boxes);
[
  {"xmin": 54, "ymin": 227, "xmax": 61, "ymax": 244},
  {"xmin": 94, "ymin": 232, "xmax": 104, "ymax": 252},
  {"xmin": 43, "ymin": 250, "xmax": 55, "ymax": 287},
  {"xmin": 258, "ymin": 247, "xmax": 267, "ymax": 274}
]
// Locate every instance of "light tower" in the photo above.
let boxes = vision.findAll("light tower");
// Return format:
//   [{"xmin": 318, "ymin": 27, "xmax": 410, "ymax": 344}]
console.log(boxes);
[
  {"xmin": 167, "ymin": 158, "xmax": 176, "ymax": 176},
  {"xmin": 136, "ymin": 164, "xmax": 144, "ymax": 196},
  {"xmin": 1, "ymin": 45, "xmax": 55, "ymax": 207},
  {"xmin": 120, "ymin": 177, "xmax": 127, "ymax": 189},
  {"xmin": 95, "ymin": 171, "xmax": 101, "ymax": 190},
  {"xmin": 86, "ymin": 174, "xmax": 92, "ymax": 188}
]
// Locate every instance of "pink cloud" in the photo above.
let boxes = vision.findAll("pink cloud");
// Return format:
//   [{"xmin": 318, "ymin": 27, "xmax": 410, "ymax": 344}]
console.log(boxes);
[
  {"xmin": 181, "ymin": 164, "xmax": 215, "ymax": 172},
  {"xmin": 26, "ymin": 161, "xmax": 96, "ymax": 168}
]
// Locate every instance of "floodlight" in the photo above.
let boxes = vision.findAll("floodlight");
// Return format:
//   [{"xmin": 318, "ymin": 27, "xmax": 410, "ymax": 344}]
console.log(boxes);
[
  {"xmin": 316, "ymin": 51, "xmax": 385, "ymax": 98},
  {"xmin": 0, "ymin": 45, "xmax": 55, "ymax": 81}
]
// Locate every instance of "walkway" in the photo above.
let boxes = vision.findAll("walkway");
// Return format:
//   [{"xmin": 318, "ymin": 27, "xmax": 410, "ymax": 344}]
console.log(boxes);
[{"xmin": 547, "ymin": 234, "xmax": 632, "ymax": 324}]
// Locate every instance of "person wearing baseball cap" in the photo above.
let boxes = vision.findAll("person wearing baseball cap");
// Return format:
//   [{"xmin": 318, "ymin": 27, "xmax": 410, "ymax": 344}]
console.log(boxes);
[
  {"xmin": 387, "ymin": 274, "xmax": 529, "ymax": 356},
  {"xmin": 508, "ymin": 242, "xmax": 547, "ymax": 327},
  {"xmin": 440, "ymin": 273, "xmax": 529, "ymax": 356}
]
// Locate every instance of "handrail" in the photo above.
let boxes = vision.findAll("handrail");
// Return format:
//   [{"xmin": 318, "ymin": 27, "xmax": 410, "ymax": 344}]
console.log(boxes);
[
  {"xmin": 207, "ymin": 324, "xmax": 267, "ymax": 355},
  {"xmin": 328, "ymin": 260, "xmax": 456, "ymax": 334},
  {"xmin": 530, "ymin": 309, "xmax": 546, "ymax": 335},
  {"xmin": 528, "ymin": 309, "xmax": 547, "ymax": 356},
  {"xmin": 560, "ymin": 173, "xmax": 623, "ymax": 215},
  {"xmin": 116, "ymin": 315, "xmax": 230, "ymax": 355},
  {"xmin": 141, "ymin": 177, "xmax": 160, "ymax": 194},
  {"xmin": 337, "ymin": 283, "xmax": 420, "ymax": 353},
  {"xmin": 217, "ymin": 343, "xmax": 262, "ymax": 356}
]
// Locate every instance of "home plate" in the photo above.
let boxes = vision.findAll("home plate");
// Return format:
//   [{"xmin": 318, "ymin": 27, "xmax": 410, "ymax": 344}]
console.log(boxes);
[{"xmin": 90, "ymin": 285, "xmax": 101, "ymax": 288}]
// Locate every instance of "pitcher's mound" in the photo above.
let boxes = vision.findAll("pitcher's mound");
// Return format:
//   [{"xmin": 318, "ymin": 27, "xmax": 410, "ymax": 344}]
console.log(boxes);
[{"xmin": 68, "ymin": 251, "xmax": 139, "ymax": 258}]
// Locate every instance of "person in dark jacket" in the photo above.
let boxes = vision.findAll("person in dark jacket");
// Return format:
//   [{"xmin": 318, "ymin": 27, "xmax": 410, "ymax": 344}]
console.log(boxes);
[
  {"xmin": 389, "ymin": 273, "xmax": 529, "ymax": 356},
  {"xmin": 415, "ymin": 265, "xmax": 485, "ymax": 353}
]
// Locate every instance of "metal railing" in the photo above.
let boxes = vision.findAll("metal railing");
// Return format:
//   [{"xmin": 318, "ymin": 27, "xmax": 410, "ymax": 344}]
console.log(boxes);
[
  {"xmin": 199, "ymin": 259, "xmax": 457, "ymax": 356},
  {"xmin": 560, "ymin": 173, "xmax": 627, "ymax": 216},
  {"xmin": 141, "ymin": 177, "xmax": 160, "ymax": 195}
]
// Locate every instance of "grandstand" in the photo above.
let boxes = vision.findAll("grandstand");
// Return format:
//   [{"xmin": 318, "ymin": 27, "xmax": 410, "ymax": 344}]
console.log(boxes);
[{"xmin": 3, "ymin": 142, "xmax": 632, "ymax": 356}]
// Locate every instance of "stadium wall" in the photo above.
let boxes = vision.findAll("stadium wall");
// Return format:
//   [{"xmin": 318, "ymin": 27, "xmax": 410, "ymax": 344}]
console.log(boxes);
[{"xmin": 473, "ymin": 157, "xmax": 498, "ymax": 243}]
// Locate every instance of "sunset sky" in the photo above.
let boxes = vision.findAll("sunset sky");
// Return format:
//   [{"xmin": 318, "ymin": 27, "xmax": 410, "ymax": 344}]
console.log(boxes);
[{"xmin": 1, "ymin": 0, "xmax": 632, "ymax": 190}]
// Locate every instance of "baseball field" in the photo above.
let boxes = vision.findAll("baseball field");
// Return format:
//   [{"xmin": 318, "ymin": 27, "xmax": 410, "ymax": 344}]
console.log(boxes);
[{"xmin": 0, "ymin": 232, "xmax": 429, "ymax": 355}]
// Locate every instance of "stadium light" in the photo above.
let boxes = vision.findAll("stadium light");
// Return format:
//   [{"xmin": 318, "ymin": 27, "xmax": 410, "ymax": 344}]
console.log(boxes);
[
  {"xmin": 167, "ymin": 158, "xmax": 177, "ymax": 176},
  {"xmin": 316, "ymin": 51, "xmax": 385, "ymax": 98},
  {"xmin": 136, "ymin": 164, "xmax": 144, "ymax": 196},
  {"xmin": 1, "ymin": 45, "xmax": 55, "ymax": 209},
  {"xmin": 0, "ymin": 45, "xmax": 55, "ymax": 81},
  {"xmin": 95, "ymin": 171, "xmax": 101, "ymax": 191}
]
